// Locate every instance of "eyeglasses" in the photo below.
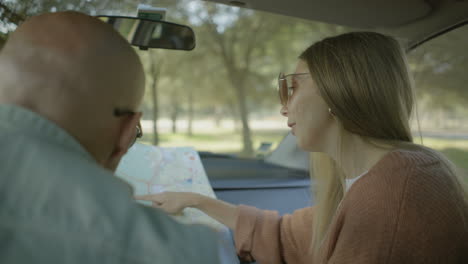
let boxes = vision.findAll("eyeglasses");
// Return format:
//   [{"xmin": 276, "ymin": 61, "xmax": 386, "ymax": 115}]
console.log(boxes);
[
  {"xmin": 132, "ymin": 122, "xmax": 143, "ymax": 147},
  {"xmin": 114, "ymin": 108, "xmax": 143, "ymax": 147},
  {"xmin": 278, "ymin": 72, "xmax": 310, "ymax": 106}
]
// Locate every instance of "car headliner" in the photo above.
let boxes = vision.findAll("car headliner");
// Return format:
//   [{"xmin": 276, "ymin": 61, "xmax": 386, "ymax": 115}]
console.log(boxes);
[{"xmin": 204, "ymin": 0, "xmax": 468, "ymax": 47}]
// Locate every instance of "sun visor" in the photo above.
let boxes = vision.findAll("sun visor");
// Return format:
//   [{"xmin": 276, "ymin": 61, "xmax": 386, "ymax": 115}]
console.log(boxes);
[{"xmin": 205, "ymin": 0, "xmax": 432, "ymax": 28}]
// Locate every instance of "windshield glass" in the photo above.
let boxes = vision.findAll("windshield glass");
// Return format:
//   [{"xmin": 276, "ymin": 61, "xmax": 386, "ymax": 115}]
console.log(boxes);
[
  {"xmin": 407, "ymin": 24, "xmax": 468, "ymax": 182},
  {"xmin": 1, "ymin": 0, "xmax": 355, "ymax": 159}
]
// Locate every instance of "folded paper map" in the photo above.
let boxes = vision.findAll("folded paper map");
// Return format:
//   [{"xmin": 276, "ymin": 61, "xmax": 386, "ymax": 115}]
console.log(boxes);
[{"xmin": 116, "ymin": 143, "xmax": 225, "ymax": 231}]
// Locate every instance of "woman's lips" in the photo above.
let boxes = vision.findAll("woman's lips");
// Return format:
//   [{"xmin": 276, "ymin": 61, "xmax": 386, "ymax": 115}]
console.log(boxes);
[{"xmin": 288, "ymin": 123, "xmax": 296, "ymax": 135}]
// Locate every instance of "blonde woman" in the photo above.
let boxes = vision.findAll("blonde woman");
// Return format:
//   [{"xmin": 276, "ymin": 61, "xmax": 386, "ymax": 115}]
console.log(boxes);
[{"xmin": 136, "ymin": 32, "xmax": 468, "ymax": 263}]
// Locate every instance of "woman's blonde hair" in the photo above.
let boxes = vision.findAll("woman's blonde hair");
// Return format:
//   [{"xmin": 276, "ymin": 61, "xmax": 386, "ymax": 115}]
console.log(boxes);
[{"xmin": 298, "ymin": 32, "xmax": 468, "ymax": 256}]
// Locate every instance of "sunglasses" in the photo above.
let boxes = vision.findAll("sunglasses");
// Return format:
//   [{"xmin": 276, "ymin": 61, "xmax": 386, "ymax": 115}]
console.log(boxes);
[
  {"xmin": 278, "ymin": 72, "xmax": 310, "ymax": 106},
  {"xmin": 114, "ymin": 108, "xmax": 143, "ymax": 147}
]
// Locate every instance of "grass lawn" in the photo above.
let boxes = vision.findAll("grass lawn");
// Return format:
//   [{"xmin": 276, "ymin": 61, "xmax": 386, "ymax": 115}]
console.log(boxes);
[
  {"xmin": 141, "ymin": 130, "xmax": 468, "ymax": 181},
  {"xmin": 422, "ymin": 138, "xmax": 468, "ymax": 177},
  {"xmin": 141, "ymin": 129, "xmax": 289, "ymax": 154}
]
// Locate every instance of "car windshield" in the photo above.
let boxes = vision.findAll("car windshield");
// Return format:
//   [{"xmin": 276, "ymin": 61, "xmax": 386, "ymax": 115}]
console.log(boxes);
[
  {"xmin": 1, "ymin": 1, "xmax": 467, "ymax": 181},
  {"xmin": 0, "ymin": 0, "xmax": 355, "ymax": 159}
]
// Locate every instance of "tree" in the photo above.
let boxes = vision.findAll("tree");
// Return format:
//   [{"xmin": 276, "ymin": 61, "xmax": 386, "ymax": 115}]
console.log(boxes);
[
  {"xmin": 192, "ymin": 4, "xmax": 274, "ymax": 155},
  {"xmin": 2, "ymin": 0, "xmax": 363, "ymax": 155},
  {"xmin": 408, "ymin": 25, "xmax": 468, "ymax": 112},
  {"xmin": 147, "ymin": 50, "xmax": 162, "ymax": 145}
]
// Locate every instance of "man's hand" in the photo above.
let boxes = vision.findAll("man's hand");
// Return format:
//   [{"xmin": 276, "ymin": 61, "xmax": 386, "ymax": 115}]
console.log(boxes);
[{"xmin": 135, "ymin": 192, "xmax": 200, "ymax": 215}]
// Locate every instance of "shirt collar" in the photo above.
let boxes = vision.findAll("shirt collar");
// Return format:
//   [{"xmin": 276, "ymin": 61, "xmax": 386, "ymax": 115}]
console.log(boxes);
[{"xmin": 0, "ymin": 104, "xmax": 96, "ymax": 162}]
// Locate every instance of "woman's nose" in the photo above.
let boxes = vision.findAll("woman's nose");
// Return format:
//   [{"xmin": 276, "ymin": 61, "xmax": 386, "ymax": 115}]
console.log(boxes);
[{"xmin": 280, "ymin": 106, "xmax": 288, "ymax": 117}]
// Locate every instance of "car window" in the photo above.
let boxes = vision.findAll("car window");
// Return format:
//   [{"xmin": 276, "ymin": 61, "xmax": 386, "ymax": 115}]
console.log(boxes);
[
  {"xmin": 0, "ymin": 0, "xmax": 351, "ymax": 172},
  {"xmin": 1, "ymin": 1, "xmax": 354, "ymax": 160},
  {"xmin": 132, "ymin": 2, "xmax": 354, "ymax": 159},
  {"xmin": 407, "ymin": 24, "xmax": 468, "ymax": 182},
  {"xmin": 0, "ymin": 1, "xmax": 357, "ymax": 159}
]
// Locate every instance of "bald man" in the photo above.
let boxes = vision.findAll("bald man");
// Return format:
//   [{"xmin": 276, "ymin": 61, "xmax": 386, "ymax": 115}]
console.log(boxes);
[{"xmin": 0, "ymin": 12, "xmax": 219, "ymax": 263}]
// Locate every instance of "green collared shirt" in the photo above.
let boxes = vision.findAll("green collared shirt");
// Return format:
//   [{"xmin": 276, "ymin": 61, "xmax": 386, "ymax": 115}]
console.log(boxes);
[{"xmin": 0, "ymin": 104, "xmax": 219, "ymax": 264}]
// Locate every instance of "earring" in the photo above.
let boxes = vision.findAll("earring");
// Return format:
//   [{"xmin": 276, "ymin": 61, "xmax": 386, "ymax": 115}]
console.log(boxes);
[{"xmin": 328, "ymin": 108, "xmax": 335, "ymax": 116}]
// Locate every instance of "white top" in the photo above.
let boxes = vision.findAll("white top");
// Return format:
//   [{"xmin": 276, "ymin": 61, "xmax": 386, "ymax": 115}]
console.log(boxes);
[{"xmin": 345, "ymin": 171, "xmax": 368, "ymax": 192}]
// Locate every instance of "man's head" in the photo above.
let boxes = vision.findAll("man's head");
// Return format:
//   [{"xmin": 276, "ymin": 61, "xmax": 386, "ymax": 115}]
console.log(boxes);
[{"xmin": 0, "ymin": 11, "xmax": 146, "ymax": 171}]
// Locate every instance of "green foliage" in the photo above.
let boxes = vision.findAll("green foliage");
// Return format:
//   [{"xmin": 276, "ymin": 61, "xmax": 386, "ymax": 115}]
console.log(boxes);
[
  {"xmin": 408, "ymin": 25, "xmax": 468, "ymax": 112},
  {"xmin": 141, "ymin": 128, "xmax": 289, "ymax": 157},
  {"xmin": 2, "ymin": 0, "xmax": 467, "ymax": 157}
]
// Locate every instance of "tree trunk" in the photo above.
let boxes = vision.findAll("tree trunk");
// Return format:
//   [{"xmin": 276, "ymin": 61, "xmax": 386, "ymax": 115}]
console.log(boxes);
[
  {"xmin": 171, "ymin": 107, "xmax": 178, "ymax": 134},
  {"xmin": 151, "ymin": 78, "xmax": 159, "ymax": 145},
  {"xmin": 170, "ymin": 90, "xmax": 180, "ymax": 134},
  {"xmin": 213, "ymin": 106, "xmax": 222, "ymax": 128},
  {"xmin": 149, "ymin": 51, "xmax": 161, "ymax": 145},
  {"xmin": 232, "ymin": 77, "xmax": 253, "ymax": 156},
  {"xmin": 187, "ymin": 89, "xmax": 194, "ymax": 136}
]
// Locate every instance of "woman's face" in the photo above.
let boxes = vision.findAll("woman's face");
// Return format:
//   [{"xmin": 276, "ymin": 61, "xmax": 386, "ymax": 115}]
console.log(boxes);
[{"xmin": 281, "ymin": 60, "xmax": 334, "ymax": 151}]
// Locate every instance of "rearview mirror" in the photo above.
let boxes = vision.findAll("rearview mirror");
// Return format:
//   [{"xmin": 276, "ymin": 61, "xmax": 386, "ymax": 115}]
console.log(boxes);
[{"xmin": 98, "ymin": 16, "xmax": 195, "ymax": 51}]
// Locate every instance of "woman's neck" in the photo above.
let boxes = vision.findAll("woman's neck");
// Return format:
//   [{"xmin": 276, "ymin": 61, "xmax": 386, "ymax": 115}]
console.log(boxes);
[{"xmin": 326, "ymin": 130, "xmax": 394, "ymax": 179}]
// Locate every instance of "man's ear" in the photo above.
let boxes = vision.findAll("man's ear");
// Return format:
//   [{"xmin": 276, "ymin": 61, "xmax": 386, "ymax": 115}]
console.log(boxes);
[{"xmin": 110, "ymin": 112, "xmax": 142, "ymax": 162}]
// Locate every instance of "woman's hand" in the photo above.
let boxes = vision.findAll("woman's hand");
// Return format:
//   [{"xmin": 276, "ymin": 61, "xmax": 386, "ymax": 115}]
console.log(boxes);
[
  {"xmin": 135, "ymin": 191, "xmax": 239, "ymax": 229},
  {"xmin": 135, "ymin": 192, "xmax": 200, "ymax": 215}
]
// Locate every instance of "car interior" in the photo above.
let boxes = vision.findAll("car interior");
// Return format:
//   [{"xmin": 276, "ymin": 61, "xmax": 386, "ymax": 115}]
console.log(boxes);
[
  {"xmin": 1, "ymin": 0, "xmax": 466, "ymax": 214},
  {"xmin": 0, "ymin": 1, "xmax": 467, "ymax": 260}
]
